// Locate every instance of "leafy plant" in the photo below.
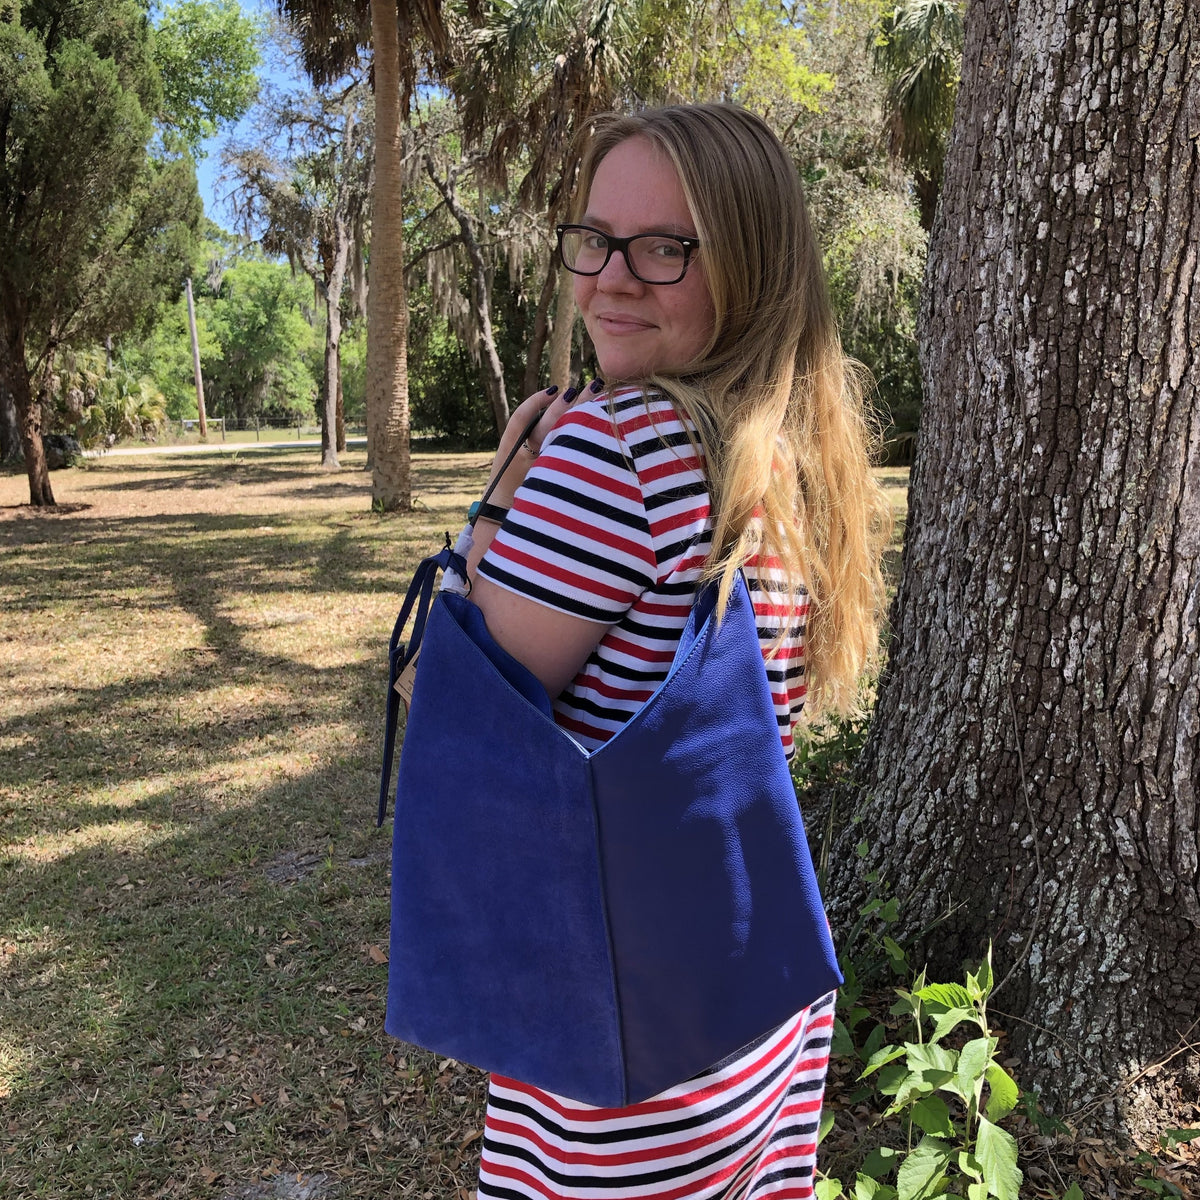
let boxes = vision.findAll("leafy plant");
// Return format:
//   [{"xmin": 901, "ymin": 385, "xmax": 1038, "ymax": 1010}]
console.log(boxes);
[
  {"xmin": 822, "ymin": 947, "xmax": 1023, "ymax": 1200},
  {"xmin": 48, "ymin": 348, "xmax": 167, "ymax": 447}
]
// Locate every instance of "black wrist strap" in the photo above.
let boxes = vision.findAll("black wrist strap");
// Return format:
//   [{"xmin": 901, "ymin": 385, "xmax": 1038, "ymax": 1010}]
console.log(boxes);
[{"xmin": 470, "ymin": 410, "xmax": 545, "ymax": 526}]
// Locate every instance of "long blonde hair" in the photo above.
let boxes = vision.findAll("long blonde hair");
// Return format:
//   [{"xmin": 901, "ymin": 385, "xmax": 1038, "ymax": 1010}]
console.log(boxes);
[{"xmin": 572, "ymin": 104, "xmax": 892, "ymax": 714}]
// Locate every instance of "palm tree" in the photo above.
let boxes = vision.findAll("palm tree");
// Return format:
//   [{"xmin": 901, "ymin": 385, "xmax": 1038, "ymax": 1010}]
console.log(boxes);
[
  {"xmin": 455, "ymin": 0, "xmax": 647, "ymax": 388},
  {"xmin": 275, "ymin": 0, "xmax": 448, "ymax": 509},
  {"xmin": 872, "ymin": 0, "xmax": 965, "ymax": 232}
]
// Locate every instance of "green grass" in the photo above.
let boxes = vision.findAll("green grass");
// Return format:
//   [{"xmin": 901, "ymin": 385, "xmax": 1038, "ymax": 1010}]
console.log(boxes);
[
  {"xmin": 0, "ymin": 447, "xmax": 492, "ymax": 1199},
  {"xmin": 0, "ymin": 448, "xmax": 911, "ymax": 1199}
]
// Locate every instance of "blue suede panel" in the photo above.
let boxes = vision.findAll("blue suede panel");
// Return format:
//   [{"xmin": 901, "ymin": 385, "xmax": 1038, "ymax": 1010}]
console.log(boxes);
[
  {"xmin": 385, "ymin": 576, "xmax": 840, "ymax": 1107},
  {"xmin": 386, "ymin": 594, "xmax": 625, "ymax": 1106},
  {"xmin": 591, "ymin": 576, "xmax": 842, "ymax": 1102}
]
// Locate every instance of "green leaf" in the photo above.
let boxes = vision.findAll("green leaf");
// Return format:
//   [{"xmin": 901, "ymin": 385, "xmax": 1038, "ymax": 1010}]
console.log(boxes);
[
  {"xmin": 976, "ymin": 1116, "xmax": 1022, "ymax": 1200},
  {"xmin": 985, "ymin": 1063, "xmax": 1019, "ymax": 1121},
  {"xmin": 854, "ymin": 1176, "xmax": 899, "ymax": 1200},
  {"xmin": 1059, "ymin": 1186, "xmax": 1085, "ymax": 1200},
  {"xmin": 968, "ymin": 1182, "xmax": 989, "ymax": 1200},
  {"xmin": 910, "ymin": 1095, "xmax": 955, "ymax": 1137},
  {"xmin": 895, "ymin": 1136, "xmax": 953, "ymax": 1200},
  {"xmin": 831, "ymin": 1016, "xmax": 855, "ymax": 1058},
  {"xmin": 1162, "ymin": 1128, "xmax": 1200, "ymax": 1148},
  {"xmin": 954, "ymin": 1037, "xmax": 994, "ymax": 1105},
  {"xmin": 861, "ymin": 1145, "xmax": 902, "ymax": 1180},
  {"xmin": 880, "ymin": 899, "xmax": 901, "ymax": 924},
  {"xmin": 930, "ymin": 1005, "xmax": 983, "ymax": 1043},
  {"xmin": 967, "ymin": 949, "xmax": 994, "ymax": 1002},
  {"xmin": 861, "ymin": 1044, "xmax": 907, "ymax": 1078},
  {"xmin": 915, "ymin": 982, "xmax": 972, "ymax": 1009},
  {"xmin": 876, "ymin": 1061, "xmax": 910, "ymax": 1097},
  {"xmin": 862, "ymin": 1021, "xmax": 888, "ymax": 1061},
  {"xmin": 956, "ymin": 1149, "xmax": 983, "ymax": 1180},
  {"xmin": 819, "ymin": 1108, "xmax": 836, "ymax": 1145},
  {"xmin": 815, "ymin": 1177, "xmax": 844, "ymax": 1200},
  {"xmin": 848, "ymin": 1005, "xmax": 872, "ymax": 1032},
  {"xmin": 906, "ymin": 1041, "xmax": 958, "ymax": 1077}
]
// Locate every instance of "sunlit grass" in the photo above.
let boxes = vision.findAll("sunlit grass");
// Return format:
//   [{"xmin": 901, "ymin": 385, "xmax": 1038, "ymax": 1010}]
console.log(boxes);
[{"xmin": 1, "ymin": 448, "xmax": 912, "ymax": 1199}]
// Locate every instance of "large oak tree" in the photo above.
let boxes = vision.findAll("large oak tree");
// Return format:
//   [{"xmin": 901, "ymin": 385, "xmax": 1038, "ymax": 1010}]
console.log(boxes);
[{"xmin": 836, "ymin": 0, "xmax": 1200, "ymax": 1131}]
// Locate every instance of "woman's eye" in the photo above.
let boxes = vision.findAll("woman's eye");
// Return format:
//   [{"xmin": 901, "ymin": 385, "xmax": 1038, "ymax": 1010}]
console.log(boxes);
[
  {"xmin": 582, "ymin": 233, "xmax": 608, "ymax": 252},
  {"xmin": 647, "ymin": 239, "xmax": 684, "ymax": 259}
]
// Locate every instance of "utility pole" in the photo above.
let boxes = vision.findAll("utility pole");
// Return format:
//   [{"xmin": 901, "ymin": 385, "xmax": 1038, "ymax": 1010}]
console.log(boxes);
[{"xmin": 185, "ymin": 278, "xmax": 208, "ymax": 439}]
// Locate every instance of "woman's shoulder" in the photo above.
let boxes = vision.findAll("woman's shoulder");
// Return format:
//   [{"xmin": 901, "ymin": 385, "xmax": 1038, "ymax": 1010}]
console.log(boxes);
[{"xmin": 554, "ymin": 388, "xmax": 702, "ymax": 474}]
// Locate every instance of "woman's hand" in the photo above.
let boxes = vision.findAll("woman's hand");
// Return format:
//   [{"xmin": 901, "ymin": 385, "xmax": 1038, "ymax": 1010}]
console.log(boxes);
[{"xmin": 484, "ymin": 383, "xmax": 583, "ymax": 508}]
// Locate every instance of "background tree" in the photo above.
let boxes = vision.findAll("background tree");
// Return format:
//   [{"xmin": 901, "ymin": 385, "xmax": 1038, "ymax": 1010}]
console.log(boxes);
[
  {"xmin": 871, "ymin": 0, "xmax": 964, "ymax": 231},
  {"xmin": 0, "ymin": 0, "xmax": 201, "ymax": 505},
  {"xmin": 275, "ymin": 0, "xmax": 449, "ymax": 510},
  {"xmin": 225, "ymin": 76, "xmax": 372, "ymax": 467},
  {"xmin": 153, "ymin": 0, "xmax": 263, "ymax": 157},
  {"xmin": 834, "ymin": 0, "xmax": 1200, "ymax": 1133}
]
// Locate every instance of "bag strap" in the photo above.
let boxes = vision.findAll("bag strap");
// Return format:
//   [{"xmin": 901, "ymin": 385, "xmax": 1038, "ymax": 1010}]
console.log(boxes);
[{"xmin": 378, "ymin": 538, "xmax": 462, "ymax": 826}]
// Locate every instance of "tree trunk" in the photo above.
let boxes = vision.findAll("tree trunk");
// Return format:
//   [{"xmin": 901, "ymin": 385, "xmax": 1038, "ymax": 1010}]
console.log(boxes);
[
  {"xmin": 336, "ymin": 365, "xmax": 346, "ymax": 453},
  {"xmin": 0, "ymin": 301, "xmax": 54, "ymax": 506},
  {"xmin": 522, "ymin": 254, "xmax": 558, "ymax": 399},
  {"xmin": 835, "ymin": 0, "xmax": 1200, "ymax": 1129},
  {"xmin": 423, "ymin": 156, "xmax": 509, "ymax": 435},
  {"xmin": 0, "ymin": 380, "xmax": 19, "ymax": 463},
  {"xmin": 547, "ymin": 264, "xmax": 576, "ymax": 388},
  {"xmin": 321, "ymin": 225, "xmax": 351, "ymax": 471},
  {"xmin": 367, "ymin": 0, "xmax": 412, "ymax": 511}
]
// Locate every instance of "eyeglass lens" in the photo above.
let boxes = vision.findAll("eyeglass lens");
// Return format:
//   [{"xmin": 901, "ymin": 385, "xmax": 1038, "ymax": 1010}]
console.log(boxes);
[{"xmin": 560, "ymin": 228, "xmax": 692, "ymax": 284}]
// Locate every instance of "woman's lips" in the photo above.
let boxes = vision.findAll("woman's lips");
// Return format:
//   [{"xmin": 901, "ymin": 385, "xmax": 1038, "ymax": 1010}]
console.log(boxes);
[{"xmin": 595, "ymin": 313, "xmax": 654, "ymax": 334}]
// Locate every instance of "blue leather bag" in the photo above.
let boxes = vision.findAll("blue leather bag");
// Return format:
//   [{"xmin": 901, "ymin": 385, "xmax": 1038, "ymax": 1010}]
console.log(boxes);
[{"xmin": 380, "ymin": 564, "xmax": 841, "ymax": 1107}]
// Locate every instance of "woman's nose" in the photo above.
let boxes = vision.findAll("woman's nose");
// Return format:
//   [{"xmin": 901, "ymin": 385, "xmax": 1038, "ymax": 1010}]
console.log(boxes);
[{"xmin": 596, "ymin": 246, "xmax": 643, "ymax": 291}]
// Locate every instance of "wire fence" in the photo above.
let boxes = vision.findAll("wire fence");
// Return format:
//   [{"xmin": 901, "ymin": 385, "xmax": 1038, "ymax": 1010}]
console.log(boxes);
[{"xmin": 170, "ymin": 418, "xmax": 367, "ymax": 442}]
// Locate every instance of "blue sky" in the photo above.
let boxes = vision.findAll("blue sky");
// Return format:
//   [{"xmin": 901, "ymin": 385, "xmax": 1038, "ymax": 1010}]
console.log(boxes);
[{"xmin": 191, "ymin": 0, "xmax": 304, "ymax": 229}]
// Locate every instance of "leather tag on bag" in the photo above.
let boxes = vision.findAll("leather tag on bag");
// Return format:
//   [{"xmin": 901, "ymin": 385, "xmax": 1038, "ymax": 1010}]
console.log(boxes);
[{"xmin": 394, "ymin": 648, "xmax": 420, "ymax": 715}]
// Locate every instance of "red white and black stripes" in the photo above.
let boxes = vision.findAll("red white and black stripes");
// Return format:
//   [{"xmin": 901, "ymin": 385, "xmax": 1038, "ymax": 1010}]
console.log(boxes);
[
  {"xmin": 476, "ymin": 993, "xmax": 836, "ymax": 1200},
  {"xmin": 473, "ymin": 391, "xmax": 831, "ymax": 1197},
  {"xmin": 478, "ymin": 390, "xmax": 810, "ymax": 756}
]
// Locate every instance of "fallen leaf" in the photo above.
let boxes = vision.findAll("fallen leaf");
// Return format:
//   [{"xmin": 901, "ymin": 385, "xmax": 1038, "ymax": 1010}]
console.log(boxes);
[
  {"xmin": 223, "ymin": 1120, "xmax": 236, "ymax": 1134},
  {"xmin": 277, "ymin": 1087, "xmax": 290, "ymax": 1106},
  {"xmin": 366, "ymin": 943, "xmax": 388, "ymax": 964}
]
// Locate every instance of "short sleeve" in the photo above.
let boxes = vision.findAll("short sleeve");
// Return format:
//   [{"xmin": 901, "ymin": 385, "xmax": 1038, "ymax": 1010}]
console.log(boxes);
[{"xmin": 477, "ymin": 399, "xmax": 658, "ymax": 624}]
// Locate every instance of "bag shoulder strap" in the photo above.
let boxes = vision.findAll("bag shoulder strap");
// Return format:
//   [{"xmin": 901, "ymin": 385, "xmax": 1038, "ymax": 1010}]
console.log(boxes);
[{"xmin": 377, "ymin": 539, "xmax": 465, "ymax": 826}]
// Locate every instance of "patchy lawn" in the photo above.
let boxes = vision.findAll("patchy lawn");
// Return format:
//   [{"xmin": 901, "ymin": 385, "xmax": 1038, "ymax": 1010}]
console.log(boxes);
[{"xmin": 0, "ymin": 447, "xmax": 911, "ymax": 1200}]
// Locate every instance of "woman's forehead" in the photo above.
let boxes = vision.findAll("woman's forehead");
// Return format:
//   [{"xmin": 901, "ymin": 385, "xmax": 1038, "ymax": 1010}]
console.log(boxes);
[{"xmin": 583, "ymin": 137, "xmax": 698, "ymax": 236}]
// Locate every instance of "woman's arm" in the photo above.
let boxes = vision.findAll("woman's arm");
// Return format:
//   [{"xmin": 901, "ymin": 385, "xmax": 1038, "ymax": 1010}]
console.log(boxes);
[{"xmin": 467, "ymin": 384, "xmax": 613, "ymax": 699}]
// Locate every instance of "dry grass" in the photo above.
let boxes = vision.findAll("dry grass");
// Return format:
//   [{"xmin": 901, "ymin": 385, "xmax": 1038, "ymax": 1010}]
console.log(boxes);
[
  {"xmin": 0, "ymin": 446, "xmax": 495, "ymax": 1199},
  {"xmin": 0, "ymin": 448, "xmax": 912, "ymax": 1200}
]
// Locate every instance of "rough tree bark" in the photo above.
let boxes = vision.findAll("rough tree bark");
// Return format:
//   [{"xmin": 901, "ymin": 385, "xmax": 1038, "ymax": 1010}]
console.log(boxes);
[
  {"xmin": 835, "ymin": 0, "xmax": 1200, "ymax": 1129},
  {"xmin": 367, "ymin": 0, "xmax": 412, "ymax": 510},
  {"xmin": 0, "ymin": 380, "xmax": 20, "ymax": 463},
  {"xmin": 0, "ymin": 298, "xmax": 54, "ymax": 506},
  {"xmin": 548, "ymin": 264, "xmax": 576, "ymax": 387},
  {"xmin": 319, "ymin": 218, "xmax": 350, "ymax": 469}
]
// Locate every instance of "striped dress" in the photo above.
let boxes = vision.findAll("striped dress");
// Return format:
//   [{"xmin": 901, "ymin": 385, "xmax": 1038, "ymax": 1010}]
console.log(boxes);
[{"xmin": 476, "ymin": 389, "xmax": 834, "ymax": 1199}]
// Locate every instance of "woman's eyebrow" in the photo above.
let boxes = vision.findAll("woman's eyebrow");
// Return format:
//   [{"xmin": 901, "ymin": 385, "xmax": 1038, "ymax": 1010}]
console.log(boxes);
[{"xmin": 579, "ymin": 215, "xmax": 698, "ymax": 237}]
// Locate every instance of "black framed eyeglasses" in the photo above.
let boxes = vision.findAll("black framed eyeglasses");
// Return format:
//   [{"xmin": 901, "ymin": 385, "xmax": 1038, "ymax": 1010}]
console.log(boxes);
[{"xmin": 556, "ymin": 224, "xmax": 701, "ymax": 285}]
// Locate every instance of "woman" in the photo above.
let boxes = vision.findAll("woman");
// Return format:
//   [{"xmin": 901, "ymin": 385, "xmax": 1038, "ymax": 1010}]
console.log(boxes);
[{"xmin": 463, "ymin": 104, "xmax": 890, "ymax": 1199}]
